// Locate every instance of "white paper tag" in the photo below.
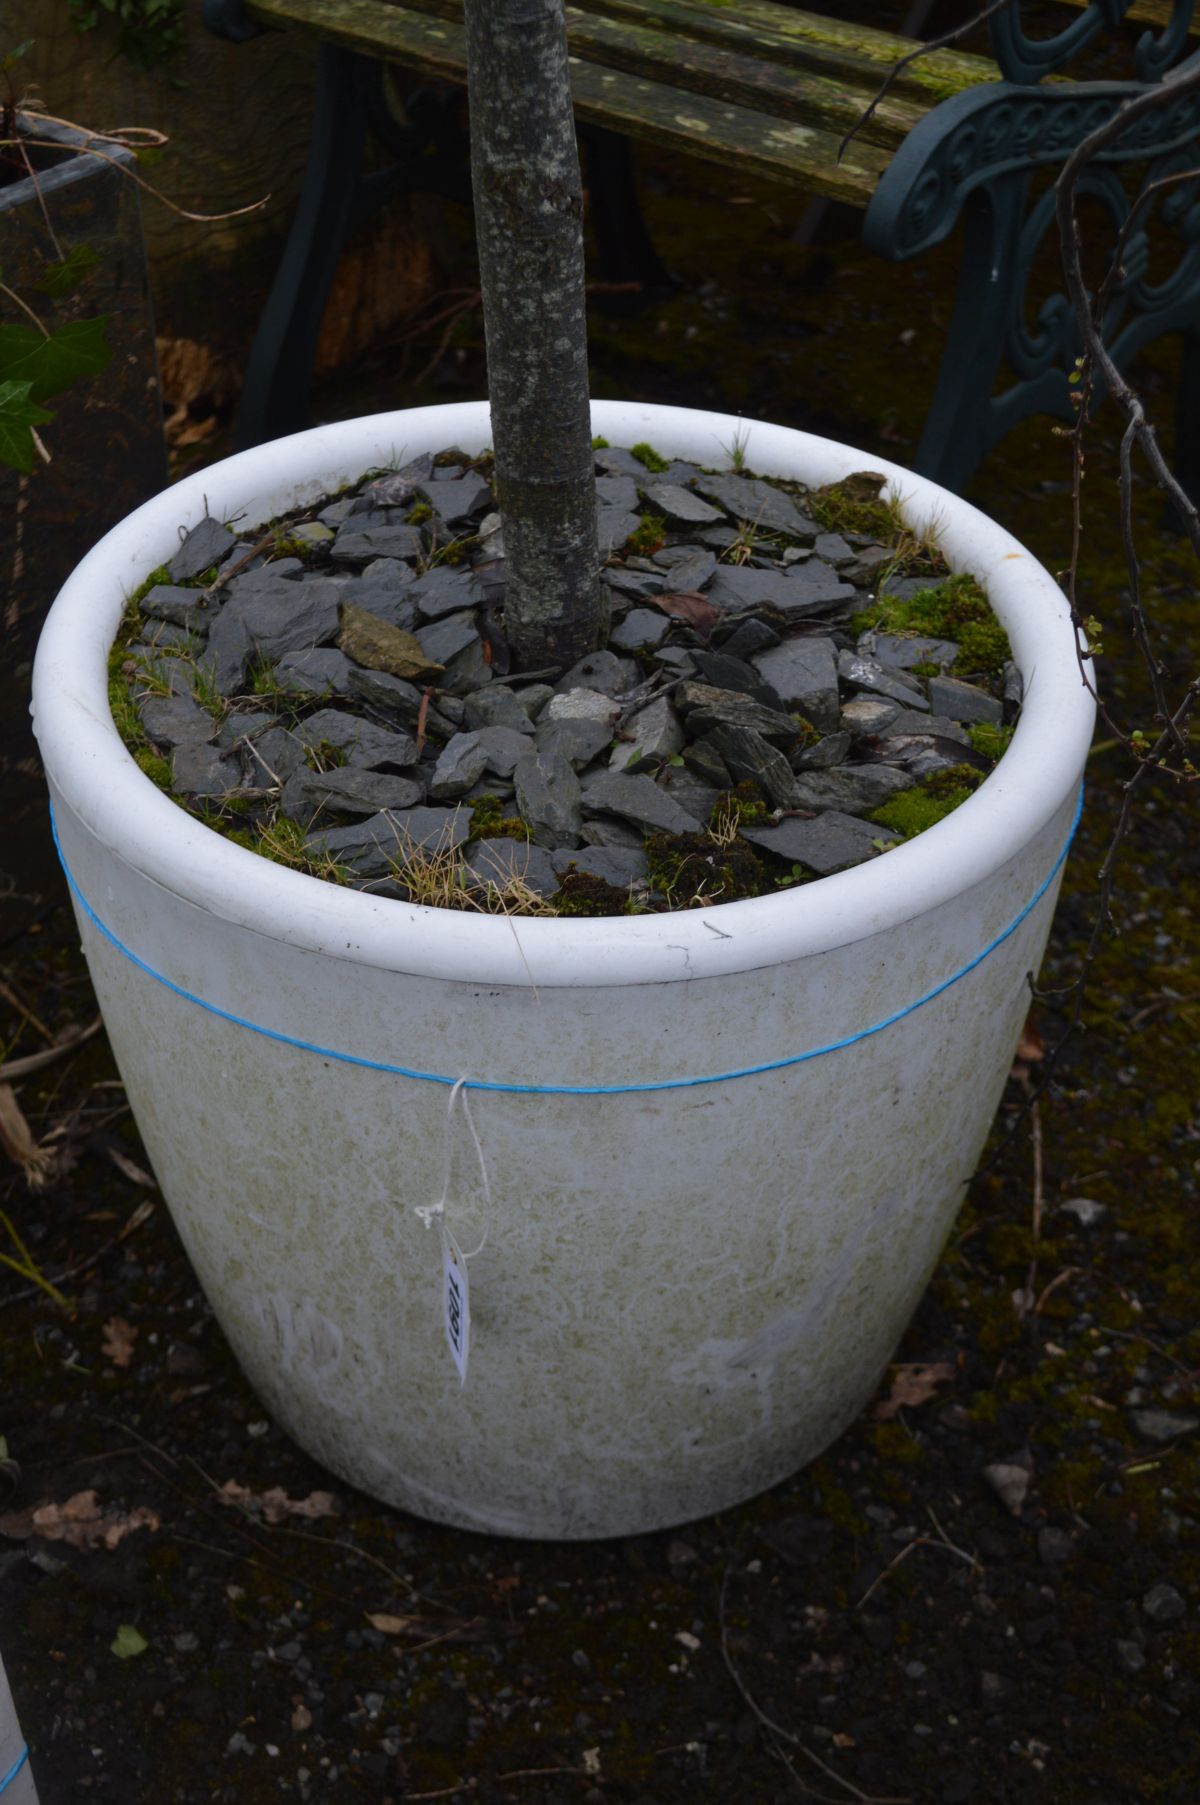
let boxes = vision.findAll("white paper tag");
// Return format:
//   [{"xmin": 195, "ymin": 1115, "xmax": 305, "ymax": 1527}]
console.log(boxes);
[{"xmin": 442, "ymin": 1225, "xmax": 470, "ymax": 1384}]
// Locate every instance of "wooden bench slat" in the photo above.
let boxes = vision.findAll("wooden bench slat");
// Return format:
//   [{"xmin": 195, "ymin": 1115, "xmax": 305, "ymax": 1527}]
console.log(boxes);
[
  {"xmin": 573, "ymin": 0, "xmax": 998, "ymax": 103},
  {"xmin": 245, "ymin": 0, "xmax": 891, "ymax": 197},
  {"xmin": 561, "ymin": 6, "xmax": 925, "ymax": 151},
  {"xmin": 571, "ymin": 59, "xmax": 889, "ymax": 196}
]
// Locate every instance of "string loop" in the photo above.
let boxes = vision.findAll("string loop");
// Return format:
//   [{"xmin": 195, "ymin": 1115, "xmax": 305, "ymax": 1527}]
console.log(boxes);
[{"xmin": 49, "ymin": 787, "xmax": 1081, "ymax": 1096}]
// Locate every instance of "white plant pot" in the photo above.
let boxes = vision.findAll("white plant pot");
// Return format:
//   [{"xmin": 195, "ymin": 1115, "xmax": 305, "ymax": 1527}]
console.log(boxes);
[{"xmin": 32, "ymin": 402, "xmax": 1093, "ymax": 1538}]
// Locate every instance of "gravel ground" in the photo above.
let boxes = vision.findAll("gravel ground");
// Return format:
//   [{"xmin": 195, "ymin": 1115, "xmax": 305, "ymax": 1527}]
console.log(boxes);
[{"xmin": 2, "ymin": 134, "xmax": 1198, "ymax": 1805}]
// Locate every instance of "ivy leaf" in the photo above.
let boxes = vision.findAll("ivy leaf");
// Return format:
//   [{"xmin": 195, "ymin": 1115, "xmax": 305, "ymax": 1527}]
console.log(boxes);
[
  {"xmin": 110, "ymin": 1623, "xmax": 149, "ymax": 1660},
  {"xmin": 0, "ymin": 316, "xmax": 111, "ymax": 403},
  {"xmin": 0, "ymin": 380, "xmax": 55, "ymax": 474},
  {"xmin": 36, "ymin": 243, "xmax": 101, "ymax": 299}
]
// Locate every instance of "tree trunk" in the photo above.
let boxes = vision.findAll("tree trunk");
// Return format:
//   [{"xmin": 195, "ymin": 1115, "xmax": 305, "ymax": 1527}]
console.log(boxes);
[{"xmin": 462, "ymin": 0, "xmax": 605, "ymax": 672}]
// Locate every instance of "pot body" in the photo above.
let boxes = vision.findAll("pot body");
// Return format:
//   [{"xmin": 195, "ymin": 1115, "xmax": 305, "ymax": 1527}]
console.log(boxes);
[{"xmin": 33, "ymin": 403, "xmax": 1094, "ymax": 1537}]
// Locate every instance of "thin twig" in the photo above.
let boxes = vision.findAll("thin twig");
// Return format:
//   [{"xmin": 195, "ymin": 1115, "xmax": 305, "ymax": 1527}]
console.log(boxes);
[
  {"xmin": 718, "ymin": 1563, "xmax": 909, "ymax": 1803},
  {"xmin": 1019, "ymin": 1099, "xmax": 1043, "ymax": 1320},
  {"xmin": 0, "ymin": 976, "xmax": 57, "ymax": 1044},
  {"xmin": 0, "ymin": 1016, "xmax": 103, "ymax": 1081},
  {"xmin": 838, "ymin": 0, "xmax": 1014, "ymax": 160}
]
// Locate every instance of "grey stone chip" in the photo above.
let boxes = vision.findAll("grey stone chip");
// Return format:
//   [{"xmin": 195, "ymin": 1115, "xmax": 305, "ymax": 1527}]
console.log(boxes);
[
  {"xmin": 742, "ymin": 810, "xmax": 900, "ymax": 875},
  {"xmin": 168, "ymin": 516, "xmax": 237, "ymax": 583}
]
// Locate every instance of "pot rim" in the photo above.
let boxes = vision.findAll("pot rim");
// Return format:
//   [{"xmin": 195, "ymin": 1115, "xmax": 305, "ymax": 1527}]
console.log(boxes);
[{"xmin": 32, "ymin": 400, "xmax": 1095, "ymax": 989}]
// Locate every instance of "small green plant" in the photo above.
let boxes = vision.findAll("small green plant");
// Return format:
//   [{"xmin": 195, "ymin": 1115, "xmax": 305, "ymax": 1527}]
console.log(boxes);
[
  {"xmin": 65, "ymin": 0, "xmax": 185, "ymax": 70},
  {"xmin": 624, "ymin": 512, "xmax": 667, "ymax": 556},
  {"xmin": 721, "ymin": 423, "xmax": 751, "ymax": 473},
  {"xmin": 630, "ymin": 441, "xmax": 670, "ymax": 473},
  {"xmin": 591, "ymin": 434, "xmax": 610, "ymax": 450},
  {"xmin": 645, "ymin": 826, "xmax": 766, "ymax": 908},
  {"xmin": 468, "ymin": 794, "xmax": 531, "ymax": 840},
  {"xmin": 967, "ymin": 720, "xmax": 1014, "ymax": 762},
  {"xmin": 190, "ymin": 658, "xmax": 227, "ymax": 723}
]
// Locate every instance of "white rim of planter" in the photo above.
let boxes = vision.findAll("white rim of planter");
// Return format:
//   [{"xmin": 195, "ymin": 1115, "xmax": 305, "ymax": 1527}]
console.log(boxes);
[{"xmin": 33, "ymin": 400, "xmax": 1095, "ymax": 990}]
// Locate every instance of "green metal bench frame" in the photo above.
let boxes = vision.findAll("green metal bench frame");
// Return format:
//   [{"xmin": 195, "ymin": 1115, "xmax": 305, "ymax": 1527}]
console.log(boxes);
[{"xmin": 204, "ymin": 0, "xmax": 1200, "ymax": 494}]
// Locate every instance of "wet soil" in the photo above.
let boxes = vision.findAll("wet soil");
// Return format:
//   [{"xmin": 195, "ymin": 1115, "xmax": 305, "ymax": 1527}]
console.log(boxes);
[{"xmin": 2, "ymin": 123, "xmax": 1198, "ymax": 1805}]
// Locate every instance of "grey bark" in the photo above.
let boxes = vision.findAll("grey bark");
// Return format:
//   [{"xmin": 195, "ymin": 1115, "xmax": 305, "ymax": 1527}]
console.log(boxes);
[{"xmin": 462, "ymin": 0, "xmax": 606, "ymax": 672}]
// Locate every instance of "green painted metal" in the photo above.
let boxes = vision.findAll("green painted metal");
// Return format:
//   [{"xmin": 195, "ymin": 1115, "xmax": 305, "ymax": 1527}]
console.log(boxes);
[{"xmin": 866, "ymin": 4, "xmax": 1200, "ymax": 490}]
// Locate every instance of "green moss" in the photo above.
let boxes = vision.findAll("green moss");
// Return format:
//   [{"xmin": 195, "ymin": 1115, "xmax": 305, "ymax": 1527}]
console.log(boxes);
[
  {"xmin": 711, "ymin": 780, "xmax": 769, "ymax": 831},
  {"xmin": 624, "ymin": 512, "xmax": 667, "ymax": 556},
  {"xmin": 870, "ymin": 571, "xmax": 1012, "ymax": 680},
  {"xmin": 592, "ymin": 435, "xmax": 610, "ymax": 449},
  {"xmin": 108, "ymin": 669, "xmax": 145, "ymax": 750},
  {"xmin": 967, "ymin": 720, "xmax": 1014, "ymax": 762},
  {"xmin": 408, "ymin": 501, "xmax": 433, "ymax": 524},
  {"xmin": 469, "ymin": 794, "xmax": 530, "ymax": 841},
  {"xmin": 630, "ymin": 441, "xmax": 670, "ymax": 473},
  {"xmin": 133, "ymin": 748, "xmax": 171, "ymax": 790},
  {"xmin": 645, "ymin": 828, "xmax": 766, "ymax": 906},
  {"xmin": 871, "ymin": 1421, "xmax": 924, "ymax": 1466},
  {"xmin": 808, "ymin": 471, "xmax": 897, "ymax": 540},
  {"xmin": 870, "ymin": 765, "xmax": 983, "ymax": 838},
  {"xmin": 303, "ymin": 739, "xmax": 347, "ymax": 773},
  {"xmin": 553, "ymin": 869, "xmax": 640, "ymax": 917}
]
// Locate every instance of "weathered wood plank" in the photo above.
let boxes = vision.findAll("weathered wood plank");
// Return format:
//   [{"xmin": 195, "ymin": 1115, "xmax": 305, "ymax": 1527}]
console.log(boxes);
[
  {"xmin": 246, "ymin": 0, "xmax": 891, "ymax": 197},
  {"xmin": 562, "ymin": 7, "xmax": 925, "ymax": 150},
  {"xmin": 570, "ymin": 63, "xmax": 889, "ymax": 197},
  {"xmin": 576, "ymin": 0, "xmax": 998, "ymax": 102}
]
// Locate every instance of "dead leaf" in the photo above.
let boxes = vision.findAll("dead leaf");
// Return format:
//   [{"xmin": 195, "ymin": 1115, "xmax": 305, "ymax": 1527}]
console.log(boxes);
[
  {"xmin": 101, "ymin": 1316, "xmax": 138, "ymax": 1369},
  {"xmin": 415, "ymin": 686, "xmax": 432, "ymax": 757},
  {"xmin": 874, "ymin": 1361, "xmax": 956, "ymax": 1420},
  {"xmin": 0, "ymin": 1083, "xmax": 56, "ymax": 1188},
  {"xmin": 106, "ymin": 1147, "xmax": 157, "ymax": 1189},
  {"xmin": 366, "ymin": 1612, "xmax": 415, "ymax": 1635},
  {"xmin": 648, "ymin": 589, "xmax": 721, "ymax": 636},
  {"xmin": 1011, "ymin": 1015, "xmax": 1046, "ymax": 1080},
  {"xmin": 0, "ymin": 1490, "xmax": 160, "ymax": 1550},
  {"xmin": 216, "ymin": 1480, "xmax": 338, "ymax": 1524}
]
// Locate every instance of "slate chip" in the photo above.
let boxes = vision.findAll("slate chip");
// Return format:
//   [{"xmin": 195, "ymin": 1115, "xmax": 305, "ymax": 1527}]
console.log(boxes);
[
  {"xmin": 141, "ymin": 585, "xmax": 218, "ymax": 635},
  {"xmin": 284, "ymin": 767, "xmax": 425, "ymax": 822},
  {"xmin": 513, "ymin": 749, "xmax": 584, "ymax": 848},
  {"xmin": 742, "ymin": 811, "xmax": 899, "ymax": 875},
  {"xmin": 752, "ymin": 637, "xmax": 840, "ymax": 732},
  {"xmin": 307, "ymin": 806, "xmax": 469, "ymax": 876},
  {"xmin": 642, "ymin": 482, "xmax": 722, "ymax": 526},
  {"xmin": 580, "ymin": 770, "xmax": 702, "ymax": 835},
  {"xmin": 415, "ymin": 472, "xmax": 491, "ymax": 526},
  {"xmin": 465, "ymin": 837, "xmax": 558, "ymax": 898},
  {"xmin": 837, "ymin": 650, "xmax": 929, "ymax": 710},
  {"xmin": 139, "ymin": 694, "xmax": 216, "ymax": 749},
  {"xmin": 332, "ymin": 521, "xmax": 425, "ymax": 563},
  {"xmin": 295, "ymin": 709, "xmax": 419, "ymax": 770},
  {"xmin": 171, "ymin": 744, "xmax": 241, "ymax": 797},
  {"xmin": 408, "ymin": 566, "xmax": 485, "ymax": 621},
  {"xmin": 168, "ymin": 516, "xmax": 237, "ymax": 583},
  {"xmin": 275, "ymin": 649, "xmax": 358, "ymax": 699},
  {"xmin": 706, "ymin": 564, "xmax": 856, "ymax": 617},
  {"xmin": 692, "ymin": 473, "xmax": 819, "ymax": 540}
]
